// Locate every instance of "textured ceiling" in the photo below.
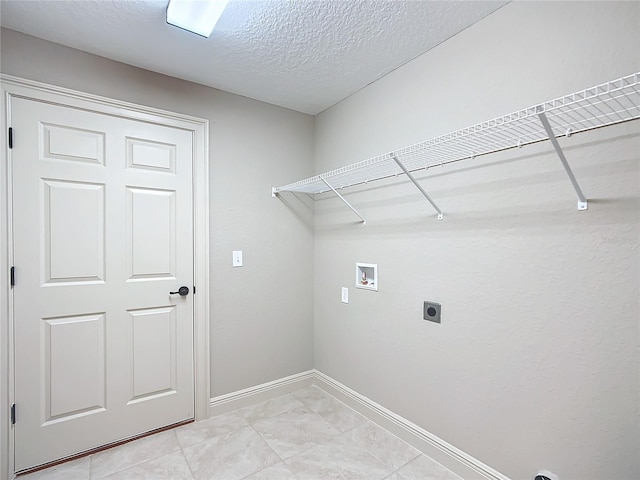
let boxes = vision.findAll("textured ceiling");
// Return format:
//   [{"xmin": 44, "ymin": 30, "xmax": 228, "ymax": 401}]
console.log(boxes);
[{"xmin": 0, "ymin": 0, "xmax": 507, "ymax": 114}]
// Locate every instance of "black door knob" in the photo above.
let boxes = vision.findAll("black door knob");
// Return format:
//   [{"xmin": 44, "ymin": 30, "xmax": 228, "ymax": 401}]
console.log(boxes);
[{"xmin": 170, "ymin": 286, "xmax": 190, "ymax": 296}]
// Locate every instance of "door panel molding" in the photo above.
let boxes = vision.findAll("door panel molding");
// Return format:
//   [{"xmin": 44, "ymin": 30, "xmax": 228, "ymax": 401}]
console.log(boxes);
[{"xmin": 0, "ymin": 74, "xmax": 210, "ymax": 480}]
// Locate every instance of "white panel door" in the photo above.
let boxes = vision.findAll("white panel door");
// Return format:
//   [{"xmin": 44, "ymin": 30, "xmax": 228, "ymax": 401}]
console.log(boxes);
[{"xmin": 11, "ymin": 97, "xmax": 195, "ymax": 471}]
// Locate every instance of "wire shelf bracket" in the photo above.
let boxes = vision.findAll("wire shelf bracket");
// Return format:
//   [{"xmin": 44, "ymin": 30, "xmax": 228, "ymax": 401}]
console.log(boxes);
[
  {"xmin": 273, "ymin": 72, "xmax": 640, "ymax": 222},
  {"xmin": 392, "ymin": 155, "xmax": 443, "ymax": 219},
  {"xmin": 321, "ymin": 178, "xmax": 367, "ymax": 226},
  {"xmin": 537, "ymin": 111, "xmax": 588, "ymax": 210}
]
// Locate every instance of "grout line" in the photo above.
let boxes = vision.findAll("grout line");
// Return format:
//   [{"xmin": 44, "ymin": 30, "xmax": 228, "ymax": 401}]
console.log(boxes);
[
  {"xmin": 255, "ymin": 386, "xmax": 415, "ymax": 479},
  {"xmin": 174, "ymin": 429, "xmax": 197, "ymax": 480},
  {"xmin": 19, "ymin": 420, "xmax": 192, "ymax": 480},
  {"xmin": 90, "ymin": 429, "xmax": 184, "ymax": 480},
  {"xmin": 312, "ymin": 370, "xmax": 508, "ymax": 480},
  {"xmin": 317, "ymin": 390, "xmax": 423, "ymax": 473}
]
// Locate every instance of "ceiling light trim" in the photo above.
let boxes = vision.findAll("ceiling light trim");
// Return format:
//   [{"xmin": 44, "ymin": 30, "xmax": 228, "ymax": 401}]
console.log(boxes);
[{"xmin": 166, "ymin": 0, "xmax": 229, "ymax": 38}]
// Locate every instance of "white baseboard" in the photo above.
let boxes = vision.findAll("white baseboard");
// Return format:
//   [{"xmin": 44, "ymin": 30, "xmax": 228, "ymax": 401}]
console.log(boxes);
[
  {"xmin": 209, "ymin": 370, "xmax": 315, "ymax": 416},
  {"xmin": 209, "ymin": 369, "xmax": 510, "ymax": 480},
  {"xmin": 311, "ymin": 370, "xmax": 511, "ymax": 480}
]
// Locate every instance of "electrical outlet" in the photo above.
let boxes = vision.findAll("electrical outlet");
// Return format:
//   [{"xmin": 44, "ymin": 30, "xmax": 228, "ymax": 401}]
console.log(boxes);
[
  {"xmin": 232, "ymin": 250, "xmax": 243, "ymax": 267},
  {"xmin": 423, "ymin": 301, "xmax": 441, "ymax": 323},
  {"xmin": 341, "ymin": 287, "xmax": 349, "ymax": 304}
]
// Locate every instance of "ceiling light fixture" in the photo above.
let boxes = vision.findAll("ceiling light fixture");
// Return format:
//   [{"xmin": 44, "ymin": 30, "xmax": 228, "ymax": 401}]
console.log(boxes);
[{"xmin": 166, "ymin": 0, "xmax": 229, "ymax": 38}]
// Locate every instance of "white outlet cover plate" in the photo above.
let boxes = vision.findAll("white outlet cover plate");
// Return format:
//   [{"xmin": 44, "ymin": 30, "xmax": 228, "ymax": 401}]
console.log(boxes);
[
  {"xmin": 233, "ymin": 250, "xmax": 243, "ymax": 267},
  {"xmin": 341, "ymin": 287, "xmax": 349, "ymax": 304}
]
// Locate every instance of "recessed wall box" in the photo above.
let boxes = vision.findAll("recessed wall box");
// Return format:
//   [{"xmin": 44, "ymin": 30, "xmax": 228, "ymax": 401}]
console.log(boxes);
[
  {"xmin": 423, "ymin": 301, "xmax": 441, "ymax": 323},
  {"xmin": 356, "ymin": 263, "xmax": 377, "ymax": 291}
]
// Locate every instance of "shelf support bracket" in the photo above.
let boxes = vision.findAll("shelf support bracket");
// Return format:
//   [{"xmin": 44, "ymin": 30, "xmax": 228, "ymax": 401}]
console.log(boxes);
[
  {"xmin": 392, "ymin": 156, "xmax": 444, "ymax": 220},
  {"xmin": 321, "ymin": 178, "xmax": 367, "ymax": 226},
  {"xmin": 537, "ymin": 112, "xmax": 588, "ymax": 211}
]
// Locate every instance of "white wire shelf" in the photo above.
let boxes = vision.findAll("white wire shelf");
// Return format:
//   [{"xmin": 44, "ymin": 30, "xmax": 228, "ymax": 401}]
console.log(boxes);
[{"xmin": 273, "ymin": 72, "xmax": 640, "ymax": 215}]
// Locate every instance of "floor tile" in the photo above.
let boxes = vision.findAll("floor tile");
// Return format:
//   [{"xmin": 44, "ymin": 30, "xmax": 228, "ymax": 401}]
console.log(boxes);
[
  {"xmin": 182, "ymin": 425, "xmax": 279, "ymax": 480},
  {"xmin": 286, "ymin": 434, "xmax": 394, "ymax": 480},
  {"xmin": 20, "ymin": 456, "xmax": 90, "ymax": 480},
  {"xmin": 303, "ymin": 392, "xmax": 367, "ymax": 432},
  {"xmin": 238, "ymin": 394, "xmax": 306, "ymax": 424},
  {"xmin": 90, "ymin": 430, "xmax": 180, "ymax": 479},
  {"xmin": 253, "ymin": 406, "xmax": 341, "ymax": 459},
  {"xmin": 345, "ymin": 420, "xmax": 420, "ymax": 470},
  {"xmin": 175, "ymin": 410, "xmax": 248, "ymax": 449},
  {"xmin": 242, "ymin": 462, "xmax": 298, "ymax": 480},
  {"xmin": 22, "ymin": 386, "xmax": 465, "ymax": 480},
  {"xmin": 392, "ymin": 454, "xmax": 463, "ymax": 480},
  {"xmin": 99, "ymin": 451, "xmax": 193, "ymax": 480}
]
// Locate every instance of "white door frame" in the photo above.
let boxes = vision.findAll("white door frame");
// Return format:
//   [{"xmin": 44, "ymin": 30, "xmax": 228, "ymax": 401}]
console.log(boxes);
[{"xmin": 0, "ymin": 74, "xmax": 211, "ymax": 480}]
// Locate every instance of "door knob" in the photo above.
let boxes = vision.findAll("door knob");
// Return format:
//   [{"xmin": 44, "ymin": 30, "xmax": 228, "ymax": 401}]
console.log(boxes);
[{"xmin": 170, "ymin": 286, "xmax": 190, "ymax": 296}]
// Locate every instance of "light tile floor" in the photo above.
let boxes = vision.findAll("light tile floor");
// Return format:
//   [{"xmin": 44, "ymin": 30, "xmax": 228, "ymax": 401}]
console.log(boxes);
[{"xmin": 20, "ymin": 386, "xmax": 463, "ymax": 480}]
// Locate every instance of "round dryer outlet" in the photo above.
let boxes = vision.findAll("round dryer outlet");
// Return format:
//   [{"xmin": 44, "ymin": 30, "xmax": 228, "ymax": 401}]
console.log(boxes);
[{"xmin": 534, "ymin": 470, "xmax": 559, "ymax": 480}]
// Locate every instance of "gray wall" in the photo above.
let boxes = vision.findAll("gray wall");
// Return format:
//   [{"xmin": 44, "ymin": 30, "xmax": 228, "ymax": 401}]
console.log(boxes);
[
  {"xmin": 0, "ymin": 28, "xmax": 316, "ymax": 397},
  {"xmin": 3, "ymin": 2, "xmax": 640, "ymax": 479},
  {"xmin": 313, "ymin": 2, "xmax": 639, "ymax": 480}
]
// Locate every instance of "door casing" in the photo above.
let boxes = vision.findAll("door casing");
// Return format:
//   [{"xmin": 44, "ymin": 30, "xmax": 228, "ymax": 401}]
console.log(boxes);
[{"xmin": 0, "ymin": 74, "xmax": 211, "ymax": 480}]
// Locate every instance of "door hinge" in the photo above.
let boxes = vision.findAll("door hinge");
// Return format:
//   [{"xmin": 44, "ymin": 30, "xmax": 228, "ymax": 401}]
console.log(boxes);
[
  {"xmin": 8, "ymin": 127, "xmax": 13, "ymax": 149},
  {"xmin": 10, "ymin": 266, "xmax": 15, "ymax": 287},
  {"xmin": 193, "ymin": 285, "xmax": 196, "ymax": 295},
  {"xmin": 10, "ymin": 404, "xmax": 15, "ymax": 425}
]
